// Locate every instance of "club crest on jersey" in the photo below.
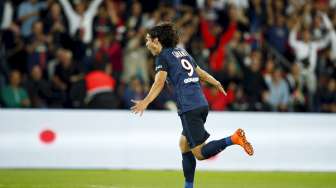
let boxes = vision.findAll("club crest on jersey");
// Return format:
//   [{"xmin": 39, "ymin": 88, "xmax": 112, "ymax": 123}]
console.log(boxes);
[{"xmin": 155, "ymin": 65, "xmax": 163, "ymax": 71}]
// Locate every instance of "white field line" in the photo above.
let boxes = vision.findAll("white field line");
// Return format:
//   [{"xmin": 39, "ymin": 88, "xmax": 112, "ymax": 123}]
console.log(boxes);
[{"xmin": 89, "ymin": 185, "xmax": 119, "ymax": 188}]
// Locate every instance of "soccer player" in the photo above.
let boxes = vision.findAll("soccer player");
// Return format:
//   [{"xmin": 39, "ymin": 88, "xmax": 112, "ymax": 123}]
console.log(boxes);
[{"xmin": 131, "ymin": 22, "xmax": 254, "ymax": 188}]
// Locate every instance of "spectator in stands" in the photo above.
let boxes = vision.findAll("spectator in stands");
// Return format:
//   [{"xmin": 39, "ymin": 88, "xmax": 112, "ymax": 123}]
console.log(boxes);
[
  {"xmin": 203, "ymin": 83, "xmax": 234, "ymax": 111},
  {"xmin": 58, "ymin": 0, "xmax": 103, "ymax": 44},
  {"xmin": 265, "ymin": 13, "xmax": 289, "ymax": 55},
  {"xmin": 266, "ymin": 67, "xmax": 290, "ymax": 111},
  {"xmin": 197, "ymin": 0, "xmax": 222, "ymax": 21},
  {"xmin": 85, "ymin": 62, "xmax": 117, "ymax": 109},
  {"xmin": 122, "ymin": 33, "xmax": 149, "ymax": 85},
  {"xmin": 286, "ymin": 63, "xmax": 307, "ymax": 112},
  {"xmin": 18, "ymin": 0, "xmax": 49, "ymax": 38},
  {"xmin": 0, "ymin": 70, "xmax": 30, "ymax": 108},
  {"xmin": 200, "ymin": 5, "xmax": 238, "ymax": 73},
  {"xmin": 93, "ymin": 5, "xmax": 115, "ymax": 40},
  {"xmin": 105, "ymin": 0, "xmax": 126, "ymax": 41},
  {"xmin": 321, "ymin": 13, "xmax": 336, "ymax": 62},
  {"xmin": 233, "ymin": 49, "xmax": 270, "ymax": 111},
  {"xmin": 24, "ymin": 65, "xmax": 52, "ymax": 108},
  {"xmin": 248, "ymin": 0, "xmax": 266, "ymax": 33},
  {"xmin": 52, "ymin": 49, "xmax": 82, "ymax": 107},
  {"xmin": 177, "ymin": 18, "xmax": 198, "ymax": 49},
  {"xmin": 318, "ymin": 78, "xmax": 336, "ymax": 112},
  {"xmin": 262, "ymin": 57, "xmax": 275, "ymax": 85},
  {"xmin": 215, "ymin": 61, "xmax": 242, "ymax": 89},
  {"xmin": 289, "ymin": 19, "xmax": 330, "ymax": 94},
  {"xmin": 43, "ymin": 2, "xmax": 69, "ymax": 50},
  {"xmin": 321, "ymin": 13, "xmax": 336, "ymax": 80},
  {"xmin": 125, "ymin": 1, "xmax": 144, "ymax": 39},
  {"xmin": 0, "ymin": 26, "xmax": 10, "ymax": 90},
  {"xmin": 0, "ymin": 47, "xmax": 9, "ymax": 93},
  {"xmin": 58, "ymin": 0, "xmax": 104, "ymax": 63},
  {"xmin": 2, "ymin": 22, "xmax": 27, "ymax": 74},
  {"xmin": 229, "ymin": 85, "xmax": 249, "ymax": 111},
  {"xmin": 94, "ymin": 33, "xmax": 123, "ymax": 81},
  {"xmin": 44, "ymin": 2, "xmax": 65, "ymax": 33},
  {"xmin": 289, "ymin": 15, "xmax": 333, "ymax": 111},
  {"xmin": 26, "ymin": 21, "xmax": 50, "ymax": 73},
  {"xmin": 122, "ymin": 76, "xmax": 146, "ymax": 109}
]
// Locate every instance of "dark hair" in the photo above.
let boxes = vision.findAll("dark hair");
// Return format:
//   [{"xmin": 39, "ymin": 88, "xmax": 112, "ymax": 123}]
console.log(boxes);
[{"xmin": 148, "ymin": 22, "xmax": 179, "ymax": 48}]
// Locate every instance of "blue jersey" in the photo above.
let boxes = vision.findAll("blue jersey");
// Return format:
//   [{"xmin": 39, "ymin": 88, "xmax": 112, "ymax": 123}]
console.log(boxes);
[{"xmin": 155, "ymin": 47, "xmax": 208, "ymax": 115}]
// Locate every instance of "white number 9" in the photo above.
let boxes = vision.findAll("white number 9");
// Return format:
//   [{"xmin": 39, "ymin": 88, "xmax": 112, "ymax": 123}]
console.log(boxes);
[{"xmin": 181, "ymin": 59, "xmax": 194, "ymax": 77}]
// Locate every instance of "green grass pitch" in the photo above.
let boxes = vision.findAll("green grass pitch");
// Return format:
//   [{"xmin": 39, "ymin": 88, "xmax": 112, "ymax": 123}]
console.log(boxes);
[{"xmin": 0, "ymin": 170, "xmax": 335, "ymax": 188}]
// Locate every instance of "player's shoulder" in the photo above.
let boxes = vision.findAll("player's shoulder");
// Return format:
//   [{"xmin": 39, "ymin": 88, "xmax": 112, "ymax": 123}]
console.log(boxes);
[{"xmin": 160, "ymin": 47, "xmax": 174, "ymax": 57}]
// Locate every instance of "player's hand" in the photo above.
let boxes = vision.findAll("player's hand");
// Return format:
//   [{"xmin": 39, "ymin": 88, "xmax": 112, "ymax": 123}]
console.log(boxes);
[
  {"xmin": 130, "ymin": 99, "xmax": 149, "ymax": 116},
  {"xmin": 216, "ymin": 82, "xmax": 227, "ymax": 96}
]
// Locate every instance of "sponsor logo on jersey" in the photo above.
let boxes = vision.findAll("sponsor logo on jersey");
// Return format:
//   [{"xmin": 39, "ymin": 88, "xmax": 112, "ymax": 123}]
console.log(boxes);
[{"xmin": 184, "ymin": 77, "xmax": 199, "ymax": 84}]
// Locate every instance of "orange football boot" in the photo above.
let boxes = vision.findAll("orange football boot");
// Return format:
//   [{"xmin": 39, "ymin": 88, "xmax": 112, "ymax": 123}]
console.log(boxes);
[{"xmin": 231, "ymin": 128, "xmax": 254, "ymax": 156}]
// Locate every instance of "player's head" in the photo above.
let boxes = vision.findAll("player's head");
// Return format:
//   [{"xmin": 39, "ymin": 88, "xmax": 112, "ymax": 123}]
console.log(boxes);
[{"xmin": 146, "ymin": 22, "xmax": 179, "ymax": 56}]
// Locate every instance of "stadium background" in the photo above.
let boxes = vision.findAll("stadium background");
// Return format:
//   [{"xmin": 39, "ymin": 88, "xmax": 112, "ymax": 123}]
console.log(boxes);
[{"xmin": 0, "ymin": 0, "xmax": 336, "ymax": 187}]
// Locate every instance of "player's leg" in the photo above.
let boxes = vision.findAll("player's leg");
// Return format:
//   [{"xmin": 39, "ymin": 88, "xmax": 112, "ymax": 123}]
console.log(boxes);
[
  {"xmin": 179, "ymin": 135, "xmax": 196, "ymax": 188},
  {"xmin": 180, "ymin": 106, "xmax": 210, "ymax": 161},
  {"xmin": 191, "ymin": 129, "xmax": 254, "ymax": 161},
  {"xmin": 180, "ymin": 106, "xmax": 253, "ymax": 160},
  {"xmin": 191, "ymin": 136, "xmax": 234, "ymax": 160}
]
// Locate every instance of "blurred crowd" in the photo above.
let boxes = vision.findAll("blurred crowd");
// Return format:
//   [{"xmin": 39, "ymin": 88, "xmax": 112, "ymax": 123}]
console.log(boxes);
[{"xmin": 0, "ymin": 0, "xmax": 335, "ymax": 112}]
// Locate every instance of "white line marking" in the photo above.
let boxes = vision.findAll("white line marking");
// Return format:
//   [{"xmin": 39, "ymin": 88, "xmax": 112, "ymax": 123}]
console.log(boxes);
[{"xmin": 89, "ymin": 185, "xmax": 119, "ymax": 188}]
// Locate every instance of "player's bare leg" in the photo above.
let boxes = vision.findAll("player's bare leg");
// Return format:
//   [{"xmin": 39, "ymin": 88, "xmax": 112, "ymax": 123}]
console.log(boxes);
[
  {"xmin": 190, "ymin": 144, "xmax": 206, "ymax": 160},
  {"xmin": 179, "ymin": 135, "xmax": 196, "ymax": 188},
  {"xmin": 179, "ymin": 135, "xmax": 191, "ymax": 153}
]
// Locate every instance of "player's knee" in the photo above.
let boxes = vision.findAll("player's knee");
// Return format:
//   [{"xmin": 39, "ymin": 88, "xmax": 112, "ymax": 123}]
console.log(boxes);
[
  {"xmin": 194, "ymin": 154, "xmax": 205, "ymax": 161},
  {"xmin": 179, "ymin": 137, "xmax": 190, "ymax": 153},
  {"xmin": 180, "ymin": 144, "xmax": 189, "ymax": 153},
  {"xmin": 192, "ymin": 151, "xmax": 205, "ymax": 161}
]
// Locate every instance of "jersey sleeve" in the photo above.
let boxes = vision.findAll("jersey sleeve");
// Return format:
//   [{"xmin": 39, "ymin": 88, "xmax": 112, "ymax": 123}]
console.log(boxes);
[{"xmin": 155, "ymin": 55, "xmax": 169, "ymax": 72}]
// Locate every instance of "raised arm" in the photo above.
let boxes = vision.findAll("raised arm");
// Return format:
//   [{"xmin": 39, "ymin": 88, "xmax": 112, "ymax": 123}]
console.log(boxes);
[
  {"xmin": 315, "ymin": 13, "xmax": 333, "ymax": 50},
  {"xmin": 131, "ymin": 71, "xmax": 167, "ymax": 116},
  {"xmin": 58, "ymin": 0, "xmax": 77, "ymax": 24},
  {"xmin": 321, "ymin": 13, "xmax": 336, "ymax": 50},
  {"xmin": 86, "ymin": 0, "xmax": 104, "ymax": 17},
  {"xmin": 289, "ymin": 25, "xmax": 300, "ymax": 50},
  {"xmin": 200, "ymin": 16, "xmax": 216, "ymax": 48},
  {"xmin": 195, "ymin": 66, "xmax": 227, "ymax": 96}
]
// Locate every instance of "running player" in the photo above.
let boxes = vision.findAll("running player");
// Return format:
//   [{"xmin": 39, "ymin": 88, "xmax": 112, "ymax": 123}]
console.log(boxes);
[{"xmin": 131, "ymin": 22, "xmax": 254, "ymax": 188}]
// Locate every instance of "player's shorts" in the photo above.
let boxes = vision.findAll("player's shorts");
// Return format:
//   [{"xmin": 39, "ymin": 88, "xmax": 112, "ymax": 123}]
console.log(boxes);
[{"xmin": 180, "ymin": 106, "xmax": 210, "ymax": 149}]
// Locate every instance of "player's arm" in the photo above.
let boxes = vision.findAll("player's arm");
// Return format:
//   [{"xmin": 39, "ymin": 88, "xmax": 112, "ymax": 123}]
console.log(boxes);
[
  {"xmin": 143, "ymin": 71, "xmax": 167, "ymax": 105},
  {"xmin": 131, "ymin": 71, "xmax": 167, "ymax": 116},
  {"xmin": 195, "ymin": 66, "xmax": 227, "ymax": 96}
]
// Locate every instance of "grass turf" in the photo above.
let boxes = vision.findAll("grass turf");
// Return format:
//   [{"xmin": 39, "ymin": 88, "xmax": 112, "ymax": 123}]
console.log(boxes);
[{"xmin": 0, "ymin": 170, "xmax": 335, "ymax": 188}]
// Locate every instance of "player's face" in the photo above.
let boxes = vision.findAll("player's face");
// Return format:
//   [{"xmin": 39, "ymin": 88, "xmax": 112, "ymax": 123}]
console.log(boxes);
[{"xmin": 145, "ymin": 34, "xmax": 161, "ymax": 56}]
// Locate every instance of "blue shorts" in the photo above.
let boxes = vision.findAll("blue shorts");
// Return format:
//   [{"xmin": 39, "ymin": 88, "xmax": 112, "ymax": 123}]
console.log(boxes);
[{"xmin": 180, "ymin": 106, "xmax": 210, "ymax": 149}]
